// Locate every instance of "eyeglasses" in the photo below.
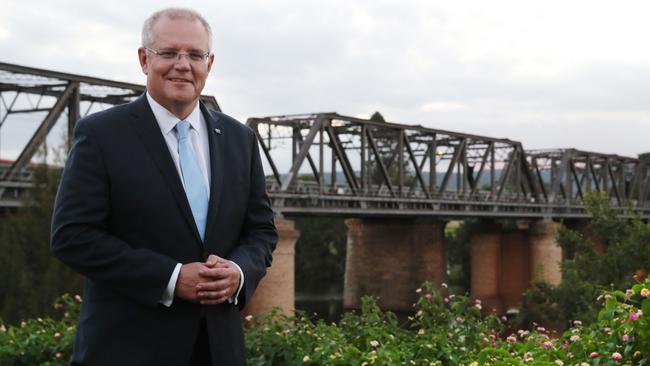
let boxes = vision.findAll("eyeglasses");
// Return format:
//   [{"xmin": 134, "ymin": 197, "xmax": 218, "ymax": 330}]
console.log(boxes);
[{"xmin": 144, "ymin": 47, "xmax": 210, "ymax": 63}]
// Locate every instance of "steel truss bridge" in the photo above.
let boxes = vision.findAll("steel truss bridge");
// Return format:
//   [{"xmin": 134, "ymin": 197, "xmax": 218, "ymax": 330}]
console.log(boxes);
[
  {"xmin": 248, "ymin": 114, "xmax": 650, "ymax": 219},
  {"xmin": 1, "ymin": 62, "xmax": 648, "ymax": 219},
  {"xmin": 0, "ymin": 62, "xmax": 219, "ymax": 209}
]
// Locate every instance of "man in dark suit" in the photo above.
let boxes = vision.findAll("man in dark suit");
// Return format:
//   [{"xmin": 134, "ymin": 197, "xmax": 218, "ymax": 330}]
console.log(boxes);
[{"xmin": 51, "ymin": 7, "xmax": 277, "ymax": 366}]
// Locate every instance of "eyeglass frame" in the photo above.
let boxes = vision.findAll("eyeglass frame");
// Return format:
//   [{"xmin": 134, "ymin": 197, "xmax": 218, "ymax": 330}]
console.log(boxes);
[{"xmin": 143, "ymin": 46, "xmax": 211, "ymax": 63}]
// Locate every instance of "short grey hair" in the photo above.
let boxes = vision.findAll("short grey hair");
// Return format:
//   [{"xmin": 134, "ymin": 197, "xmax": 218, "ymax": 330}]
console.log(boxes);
[{"xmin": 141, "ymin": 7, "xmax": 213, "ymax": 52}]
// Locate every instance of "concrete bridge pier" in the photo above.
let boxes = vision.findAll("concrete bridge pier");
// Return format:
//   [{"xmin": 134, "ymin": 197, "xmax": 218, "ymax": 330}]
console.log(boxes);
[
  {"xmin": 500, "ymin": 229, "xmax": 531, "ymax": 311},
  {"xmin": 470, "ymin": 223, "xmax": 504, "ymax": 313},
  {"xmin": 343, "ymin": 218, "xmax": 447, "ymax": 314},
  {"xmin": 529, "ymin": 221, "xmax": 562, "ymax": 286},
  {"xmin": 470, "ymin": 220, "xmax": 562, "ymax": 314},
  {"xmin": 243, "ymin": 217, "xmax": 299, "ymax": 316}
]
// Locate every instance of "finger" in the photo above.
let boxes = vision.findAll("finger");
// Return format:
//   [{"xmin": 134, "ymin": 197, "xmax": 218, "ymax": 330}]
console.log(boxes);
[
  {"xmin": 196, "ymin": 278, "xmax": 231, "ymax": 292},
  {"xmin": 197, "ymin": 290, "xmax": 223, "ymax": 299},
  {"xmin": 199, "ymin": 266, "xmax": 234, "ymax": 279},
  {"xmin": 205, "ymin": 254, "xmax": 220, "ymax": 266},
  {"xmin": 203, "ymin": 260, "xmax": 230, "ymax": 270},
  {"xmin": 205, "ymin": 255, "xmax": 229, "ymax": 267},
  {"xmin": 198, "ymin": 289, "xmax": 234, "ymax": 303}
]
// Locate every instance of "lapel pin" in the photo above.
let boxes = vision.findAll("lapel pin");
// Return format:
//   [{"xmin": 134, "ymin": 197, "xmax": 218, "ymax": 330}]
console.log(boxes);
[{"xmin": 214, "ymin": 128, "xmax": 222, "ymax": 134}]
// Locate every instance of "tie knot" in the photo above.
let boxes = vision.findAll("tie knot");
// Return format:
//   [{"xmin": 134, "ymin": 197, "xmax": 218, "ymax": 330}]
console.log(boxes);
[{"xmin": 175, "ymin": 121, "xmax": 191, "ymax": 141}]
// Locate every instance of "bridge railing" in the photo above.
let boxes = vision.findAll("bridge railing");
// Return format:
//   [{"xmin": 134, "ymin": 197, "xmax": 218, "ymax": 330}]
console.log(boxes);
[{"xmin": 251, "ymin": 113, "xmax": 650, "ymax": 218}]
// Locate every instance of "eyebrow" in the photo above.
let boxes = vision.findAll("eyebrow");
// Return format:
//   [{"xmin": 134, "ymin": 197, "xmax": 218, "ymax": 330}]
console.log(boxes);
[{"xmin": 157, "ymin": 47, "xmax": 207, "ymax": 53}]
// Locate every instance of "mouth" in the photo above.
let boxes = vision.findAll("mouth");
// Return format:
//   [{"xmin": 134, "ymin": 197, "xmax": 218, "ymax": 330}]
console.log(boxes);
[{"xmin": 167, "ymin": 77, "xmax": 193, "ymax": 84}]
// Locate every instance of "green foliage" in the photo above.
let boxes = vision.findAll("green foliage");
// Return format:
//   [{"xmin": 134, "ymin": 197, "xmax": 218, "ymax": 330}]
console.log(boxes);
[
  {"xmin": 245, "ymin": 282, "xmax": 503, "ymax": 365},
  {"xmin": 522, "ymin": 191, "xmax": 650, "ymax": 327},
  {"xmin": 445, "ymin": 221, "xmax": 479, "ymax": 295},
  {"xmin": 0, "ymin": 147, "xmax": 83, "ymax": 324},
  {"xmin": 0, "ymin": 294, "xmax": 79, "ymax": 366},
  {"xmin": 5, "ymin": 280, "xmax": 650, "ymax": 365},
  {"xmin": 294, "ymin": 217, "xmax": 346, "ymax": 294}
]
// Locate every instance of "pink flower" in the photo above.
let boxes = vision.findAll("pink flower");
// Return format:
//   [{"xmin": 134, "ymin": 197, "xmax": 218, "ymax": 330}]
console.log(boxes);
[
  {"xmin": 542, "ymin": 341, "xmax": 553, "ymax": 349},
  {"xmin": 424, "ymin": 293, "xmax": 432, "ymax": 300},
  {"xmin": 622, "ymin": 334, "xmax": 630, "ymax": 342},
  {"xmin": 590, "ymin": 352, "xmax": 599, "ymax": 358},
  {"xmin": 630, "ymin": 311, "xmax": 639, "ymax": 321},
  {"xmin": 55, "ymin": 352, "xmax": 62, "ymax": 359},
  {"xmin": 74, "ymin": 295, "xmax": 82, "ymax": 303},
  {"xmin": 611, "ymin": 352, "xmax": 622, "ymax": 361},
  {"xmin": 501, "ymin": 316, "xmax": 508, "ymax": 322}
]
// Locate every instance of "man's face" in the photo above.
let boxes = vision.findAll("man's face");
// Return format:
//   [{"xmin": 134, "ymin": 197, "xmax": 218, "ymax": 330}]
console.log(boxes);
[{"xmin": 138, "ymin": 16, "xmax": 214, "ymax": 117}]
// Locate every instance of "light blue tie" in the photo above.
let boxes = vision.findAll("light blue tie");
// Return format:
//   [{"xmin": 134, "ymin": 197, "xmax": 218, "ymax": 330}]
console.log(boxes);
[{"xmin": 175, "ymin": 121, "xmax": 208, "ymax": 241}]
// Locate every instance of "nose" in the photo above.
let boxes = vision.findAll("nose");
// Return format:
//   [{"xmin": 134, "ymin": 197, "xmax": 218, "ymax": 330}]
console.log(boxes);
[{"xmin": 173, "ymin": 55, "xmax": 192, "ymax": 70}]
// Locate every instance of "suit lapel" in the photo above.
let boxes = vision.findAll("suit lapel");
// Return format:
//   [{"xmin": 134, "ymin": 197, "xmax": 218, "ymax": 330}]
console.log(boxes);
[
  {"xmin": 201, "ymin": 103, "xmax": 225, "ymax": 253},
  {"xmin": 128, "ymin": 95, "xmax": 204, "ymax": 247}
]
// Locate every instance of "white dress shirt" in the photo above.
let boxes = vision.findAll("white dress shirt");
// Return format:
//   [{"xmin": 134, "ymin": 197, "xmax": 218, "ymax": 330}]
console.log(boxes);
[{"xmin": 146, "ymin": 92, "xmax": 244, "ymax": 307}]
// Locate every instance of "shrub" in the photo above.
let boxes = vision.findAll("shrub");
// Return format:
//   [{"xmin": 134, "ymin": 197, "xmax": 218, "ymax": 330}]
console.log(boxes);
[{"xmin": 3, "ymin": 278, "xmax": 650, "ymax": 365}]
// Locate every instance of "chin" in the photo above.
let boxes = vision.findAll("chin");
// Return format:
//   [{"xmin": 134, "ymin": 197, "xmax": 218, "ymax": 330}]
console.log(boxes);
[{"xmin": 165, "ymin": 91, "xmax": 198, "ymax": 104}]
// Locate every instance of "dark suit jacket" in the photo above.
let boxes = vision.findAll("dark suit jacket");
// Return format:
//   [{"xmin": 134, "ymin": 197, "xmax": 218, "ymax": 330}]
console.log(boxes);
[{"xmin": 51, "ymin": 94, "xmax": 277, "ymax": 366}]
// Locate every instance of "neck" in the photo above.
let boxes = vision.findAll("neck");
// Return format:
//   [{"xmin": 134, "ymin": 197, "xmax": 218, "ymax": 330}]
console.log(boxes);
[
  {"xmin": 167, "ymin": 101, "xmax": 198, "ymax": 120},
  {"xmin": 146, "ymin": 92, "xmax": 198, "ymax": 120}
]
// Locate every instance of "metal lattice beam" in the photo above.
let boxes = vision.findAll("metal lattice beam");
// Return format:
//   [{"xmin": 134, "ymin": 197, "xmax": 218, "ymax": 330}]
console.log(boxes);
[
  {"xmin": 248, "ymin": 113, "xmax": 650, "ymax": 219},
  {"xmin": 0, "ymin": 62, "xmax": 222, "ymax": 208}
]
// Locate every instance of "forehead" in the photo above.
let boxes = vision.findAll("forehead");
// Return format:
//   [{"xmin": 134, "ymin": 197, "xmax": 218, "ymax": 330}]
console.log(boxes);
[{"xmin": 151, "ymin": 16, "xmax": 209, "ymax": 50}]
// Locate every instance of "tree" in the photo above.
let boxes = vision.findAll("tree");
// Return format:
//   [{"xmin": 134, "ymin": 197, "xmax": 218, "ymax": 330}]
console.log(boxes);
[
  {"xmin": 0, "ymin": 146, "xmax": 83, "ymax": 324},
  {"xmin": 520, "ymin": 191, "xmax": 650, "ymax": 327}
]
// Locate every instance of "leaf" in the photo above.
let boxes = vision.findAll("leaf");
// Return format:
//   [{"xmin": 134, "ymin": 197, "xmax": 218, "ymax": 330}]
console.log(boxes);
[{"xmin": 643, "ymin": 298, "xmax": 650, "ymax": 316}]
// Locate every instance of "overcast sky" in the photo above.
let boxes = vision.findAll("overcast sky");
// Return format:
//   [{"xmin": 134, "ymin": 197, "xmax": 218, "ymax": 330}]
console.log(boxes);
[{"xmin": 1, "ymin": 0, "xmax": 648, "ymax": 160}]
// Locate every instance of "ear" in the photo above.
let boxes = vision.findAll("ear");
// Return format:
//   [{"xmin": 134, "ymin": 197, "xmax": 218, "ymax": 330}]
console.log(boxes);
[
  {"xmin": 206, "ymin": 52, "xmax": 215, "ymax": 73},
  {"xmin": 138, "ymin": 47, "xmax": 149, "ymax": 75}
]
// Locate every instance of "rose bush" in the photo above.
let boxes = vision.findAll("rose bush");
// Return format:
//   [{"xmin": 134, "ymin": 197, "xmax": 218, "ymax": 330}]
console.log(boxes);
[
  {"xmin": 0, "ymin": 294, "xmax": 79, "ymax": 366},
  {"xmin": 2, "ymin": 278, "xmax": 649, "ymax": 365}
]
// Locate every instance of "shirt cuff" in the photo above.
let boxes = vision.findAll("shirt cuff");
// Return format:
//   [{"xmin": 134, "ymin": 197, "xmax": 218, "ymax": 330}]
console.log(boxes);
[
  {"xmin": 228, "ymin": 260, "xmax": 245, "ymax": 306},
  {"xmin": 160, "ymin": 263, "xmax": 182, "ymax": 307}
]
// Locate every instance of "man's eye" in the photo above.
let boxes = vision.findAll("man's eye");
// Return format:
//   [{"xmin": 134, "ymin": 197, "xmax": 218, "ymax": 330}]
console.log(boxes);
[
  {"xmin": 159, "ymin": 51, "xmax": 178, "ymax": 58},
  {"xmin": 189, "ymin": 53, "xmax": 205, "ymax": 61}
]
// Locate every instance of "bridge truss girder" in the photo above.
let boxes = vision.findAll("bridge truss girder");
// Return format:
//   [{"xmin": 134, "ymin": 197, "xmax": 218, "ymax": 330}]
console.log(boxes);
[
  {"xmin": 248, "ymin": 113, "xmax": 650, "ymax": 219},
  {"xmin": 0, "ymin": 62, "xmax": 221, "ymax": 208}
]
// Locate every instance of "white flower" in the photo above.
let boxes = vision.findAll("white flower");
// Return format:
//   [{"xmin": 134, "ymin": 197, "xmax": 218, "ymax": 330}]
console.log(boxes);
[
  {"xmin": 303, "ymin": 355, "xmax": 310, "ymax": 363},
  {"xmin": 554, "ymin": 360, "xmax": 563, "ymax": 366},
  {"xmin": 370, "ymin": 340, "xmax": 380, "ymax": 348}
]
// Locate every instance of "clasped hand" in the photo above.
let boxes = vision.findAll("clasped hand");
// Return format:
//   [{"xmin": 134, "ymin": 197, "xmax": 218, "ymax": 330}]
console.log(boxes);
[{"xmin": 175, "ymin": 255, "xmax": 241, "ymax": 305}]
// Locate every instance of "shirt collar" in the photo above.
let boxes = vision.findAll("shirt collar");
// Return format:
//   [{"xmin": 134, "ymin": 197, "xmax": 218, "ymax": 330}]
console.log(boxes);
[{"xmin": 146, "ymin": 92, "xmax": 203, "ymax": 136}]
